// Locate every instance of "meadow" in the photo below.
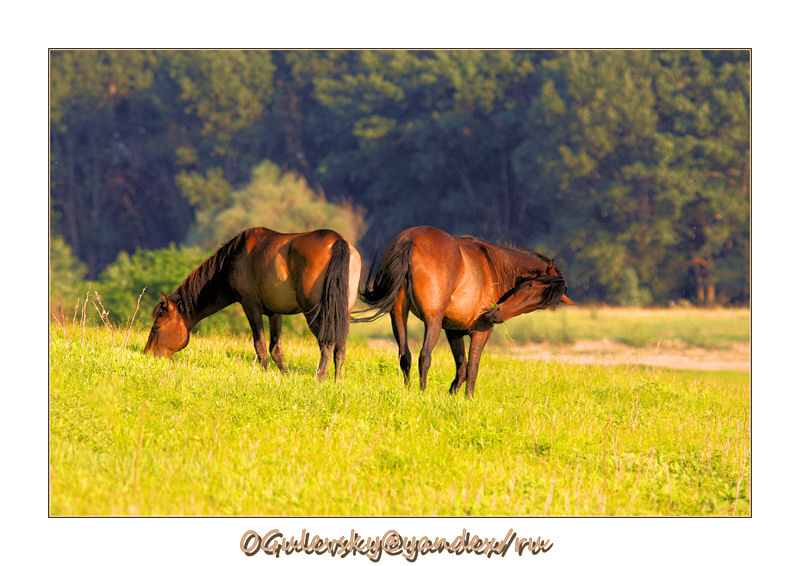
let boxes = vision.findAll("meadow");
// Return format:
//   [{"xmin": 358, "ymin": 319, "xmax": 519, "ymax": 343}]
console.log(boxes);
[
  {"xmin": 49, "ymin": 307, "xmax": 750, "ymax": 516},
  {"xmin": 349, "ymin": 306, "xmax": 751, "ymax": 349}
]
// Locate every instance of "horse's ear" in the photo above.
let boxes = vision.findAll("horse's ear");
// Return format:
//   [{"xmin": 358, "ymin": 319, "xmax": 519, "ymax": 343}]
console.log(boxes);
[{"xmin": 160, "ymin": 292, "xmax": 176, "ymax": 312}]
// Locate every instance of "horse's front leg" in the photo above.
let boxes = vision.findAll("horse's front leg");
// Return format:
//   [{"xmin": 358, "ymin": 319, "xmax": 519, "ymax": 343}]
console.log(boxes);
[
  {"xmin": 268, "ymin": 314, "xmax": 289, "ymax": 374},
  {"xmin": 464, "ymin": 327, "xmax": 494, "ymax": 399},
  {"xmin": 242, "ymin": 301, "xmax": 269, "ymax": 370}
]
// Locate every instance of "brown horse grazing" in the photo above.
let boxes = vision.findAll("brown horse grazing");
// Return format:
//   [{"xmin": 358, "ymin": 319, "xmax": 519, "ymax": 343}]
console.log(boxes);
[
  {"xmin": 144, "ymin": 227, "xmax": 362, "ymax": 381},
  {"xmin": 356, "ymin": 226, "xmax": 573, "ymax": 397}
]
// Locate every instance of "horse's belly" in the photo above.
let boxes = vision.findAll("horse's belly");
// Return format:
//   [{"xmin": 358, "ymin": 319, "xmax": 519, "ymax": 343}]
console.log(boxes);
[
  {"xmin": 442, "ymin": 286, "xmax": 486, "ymax": 330},
  {"xmin": 252, "ymin": 255, "xmax": 301, "ymax": 314},
  {"xmin": 260, "ymin": 278, "xmax": 301, "ymax": 313}
]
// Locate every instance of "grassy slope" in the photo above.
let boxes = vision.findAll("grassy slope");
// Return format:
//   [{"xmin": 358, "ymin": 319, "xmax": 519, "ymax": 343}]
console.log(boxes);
[{"xmin": 49, "ymin": 315, "xmax": 750, "ymax": 517}]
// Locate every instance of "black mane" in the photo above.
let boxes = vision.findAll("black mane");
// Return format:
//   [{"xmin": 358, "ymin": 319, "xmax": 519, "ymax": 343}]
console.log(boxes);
[
  {"xmin": 456, "ymin": 234, "xmax": 560, "ymax": 287},
  {"xmin": 166, "ymin": 229, "xmax": 256, "ymax": 318}
]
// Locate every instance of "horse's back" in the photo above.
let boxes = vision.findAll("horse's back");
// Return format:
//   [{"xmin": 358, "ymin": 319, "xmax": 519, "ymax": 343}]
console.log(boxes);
[
  {"xmin": 231, "ymin": 228, "xmax": 356, "ymax": 314},
  {"xmin": 229, "ymin": 229, "xmax": 299, "ymax": 313},
  {"xmin": 397, "ymin": 227, "xmax": 467, "ymax": 324},
  {"xmin": 398, "ymin": 227, "xmax": 501, "ymax": 329},
  {"xmin": 402, "ymin": 225, "xmax": 461, "ymax": 281}
]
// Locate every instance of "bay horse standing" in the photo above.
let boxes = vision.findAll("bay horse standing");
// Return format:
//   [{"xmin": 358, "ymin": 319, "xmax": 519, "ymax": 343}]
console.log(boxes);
[
  {"xmin": 357, "ymin": 226, "xmax": 572, "ymax": 397},
  {"xmin": 144, "ymin": 227, "xmax": 362, "ymax": 380}
]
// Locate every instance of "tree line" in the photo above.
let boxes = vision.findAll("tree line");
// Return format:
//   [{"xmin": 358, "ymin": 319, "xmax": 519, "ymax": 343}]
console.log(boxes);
[{"xmin": 50, "ymin": 49, "xmax": 749, "ymax": 313}]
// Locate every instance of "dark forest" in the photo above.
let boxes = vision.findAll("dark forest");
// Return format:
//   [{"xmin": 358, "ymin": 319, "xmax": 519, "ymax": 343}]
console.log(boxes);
[{"xmin": 49, "ymin": 50, "xmax": 749, "ymax": 314}]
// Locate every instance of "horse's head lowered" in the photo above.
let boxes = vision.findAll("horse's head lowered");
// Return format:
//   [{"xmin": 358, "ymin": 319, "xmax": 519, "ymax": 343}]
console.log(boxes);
[{"xmin": 144, "ymin": 293, "xmax": 190, "ymax": 358}]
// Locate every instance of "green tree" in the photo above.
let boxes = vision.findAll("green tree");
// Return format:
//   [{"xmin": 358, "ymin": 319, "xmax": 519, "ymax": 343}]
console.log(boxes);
[
  {"xmin": 313, "ymin": 50, "xmax": 542, "ymax": 244},
  {"xmin": 166, "ymin": 50, "xmax": 277, "ymax": 181},
  {"xmin": 512, "ymin": 50, "xmax": 749, "ymax": 304},
  {"xmin": 49, "ymin": 50, "xmax": 278, "ymax": 277},
  {"xmin": 180, "ymin": 160, "xmax": 367, "ymax": 249},
  {"xmin": 652, "ymin": 51, "xmax": 750, "ymax": 304},
  {"xmin": 50, "ymin": 50, "xmax": 194, "ymax": 277},
  {"xmin": 49, "ymin": 49, "xmax": 750, "ymax": 306},
  {"xmin": 49, "ymin": 234, "xmax": 89, "ymax": 317}
]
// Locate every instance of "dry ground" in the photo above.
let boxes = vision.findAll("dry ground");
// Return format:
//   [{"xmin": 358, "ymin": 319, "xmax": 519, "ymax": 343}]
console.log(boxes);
[
  {"xmin": 504, "ymin": 339, "xmax": 750, "ymax": 372},
  {"xmin": 369, "ymin": 338, "xmax": 751, "ymax": 372}
]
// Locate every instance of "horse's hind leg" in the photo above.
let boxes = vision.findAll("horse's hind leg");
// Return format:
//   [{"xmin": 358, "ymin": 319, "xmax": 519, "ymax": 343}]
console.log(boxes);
[
  {"xmin": 315, "ymin": 341, "xmax": 334, "ymax": 381},
  {"xmin": 333, "ymin": 340, "xmax": 346, "ymax": 381},
  {"xmin": 268, "ymin": 314, "xmax": 289, "ymax": 373},
  {"xmin": 446, "ymin": 329, "xmax": 467, "ymax": 394},
  {"xmin": 418, "ymin": 317, "xmax": 443, "ymax": 391},
  {"xmin": 390, "ymin": 288, "xmax": 412, "ymax": 384},
  {"xmin": 303, "ymin": 309, "xmax": 333, "ymax": 381},
  {"xmin": 333, "ymin": 319, "xmax": 349, "ymax": 380},
  {"xmin": 242, "ymin": 301, "xmax": 269, "ymax": 369}
]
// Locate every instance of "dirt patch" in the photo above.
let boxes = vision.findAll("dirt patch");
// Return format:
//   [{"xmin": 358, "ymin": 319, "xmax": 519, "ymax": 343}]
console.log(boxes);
[
  {"xmin": 367, "ymin": 338, "xmax": 751, "ymax": 372},
  {"xmin": 504, "ymin": 339, "xmax": 750, "ymax": 372}
]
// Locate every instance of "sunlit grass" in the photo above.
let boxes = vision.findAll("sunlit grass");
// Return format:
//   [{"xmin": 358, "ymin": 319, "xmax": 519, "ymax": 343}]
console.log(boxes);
[
  {"xmin": 49, "ymin": 318, "xmax": 750, "ymax": 517},
  {"xmin": 349, "ymin": 306, "xmax": 751, "ymax": 350}
]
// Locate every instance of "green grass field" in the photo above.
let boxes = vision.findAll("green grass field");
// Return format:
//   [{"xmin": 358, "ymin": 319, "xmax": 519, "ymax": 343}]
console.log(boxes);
[{"xmin": 49, "ymin": 308, "xmax": 750, "ymax": 516}]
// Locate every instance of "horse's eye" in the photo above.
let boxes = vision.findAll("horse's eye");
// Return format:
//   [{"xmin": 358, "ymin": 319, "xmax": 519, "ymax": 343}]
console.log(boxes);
[{"xmin": 152, "ymin": 325, "xmax": 162, "ymax": 331}]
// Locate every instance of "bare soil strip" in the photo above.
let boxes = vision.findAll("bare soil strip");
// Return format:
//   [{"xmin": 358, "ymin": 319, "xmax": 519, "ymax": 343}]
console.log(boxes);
[
  {"xmin": 368, "ymin": 338, "xmax": 751, "ymax": 372},
  {"xmin": 504, "ymin": 339, "xmax": 751, "ymax": 372}
]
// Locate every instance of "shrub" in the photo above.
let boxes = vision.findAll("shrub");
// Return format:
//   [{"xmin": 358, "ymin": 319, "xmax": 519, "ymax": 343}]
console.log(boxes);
[
  {"xmin": 50, "ymin": 235, "xmax": 88, "ymax": 318},
  {"xmin": 180, "ymin": 160, "xmax": 367, "ymax": 249}
]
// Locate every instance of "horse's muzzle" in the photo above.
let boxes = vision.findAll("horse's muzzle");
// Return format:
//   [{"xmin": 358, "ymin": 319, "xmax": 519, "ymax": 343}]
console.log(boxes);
[
  {"xmin": 476, "ymin": 308, "xmax": 502, "ymax": 330},
  {"xmin": 484, "ymin": 309, "xmax": 501, "ymax": 324}
]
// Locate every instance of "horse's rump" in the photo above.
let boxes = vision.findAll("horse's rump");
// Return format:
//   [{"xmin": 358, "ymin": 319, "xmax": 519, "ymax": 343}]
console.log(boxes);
[{"xmin": 355, "ymin": 239, "xmax": 414, "ymax": 322}]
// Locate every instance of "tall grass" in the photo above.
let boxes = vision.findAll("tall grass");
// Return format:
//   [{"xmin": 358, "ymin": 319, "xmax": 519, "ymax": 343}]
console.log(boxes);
[{"xmin": 49, "ymin": 315, "xmax": 750, "ymax": 516}]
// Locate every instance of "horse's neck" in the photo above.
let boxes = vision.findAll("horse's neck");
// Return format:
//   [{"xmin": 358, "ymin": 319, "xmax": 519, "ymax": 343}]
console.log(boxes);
[
  {"xmin": 497, "ymin": 249, "xmax": 546, "ymax": 287},
  {"xmin": 174, "ymin": 283, "xmax": 236, "ymax": 332}
]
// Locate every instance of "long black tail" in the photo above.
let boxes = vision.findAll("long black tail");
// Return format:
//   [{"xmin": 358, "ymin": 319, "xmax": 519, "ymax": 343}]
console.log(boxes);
[
  {"xmin": 307, "ymin": 238, "xmax": 350, "ymax": 345},
  {"xmin": 352, "ymin": 239, "xmax": 413, "ymax": 323}
]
